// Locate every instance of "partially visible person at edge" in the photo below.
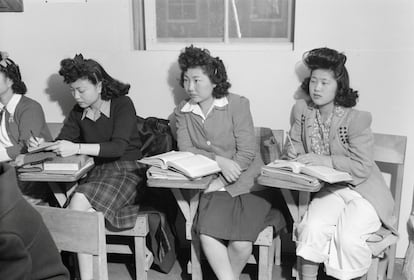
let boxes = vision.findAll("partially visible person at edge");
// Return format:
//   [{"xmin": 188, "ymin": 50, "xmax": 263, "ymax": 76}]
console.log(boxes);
[
  {"xmin": 174, "ymin": 45, "xmax": 285, "ymax": 280},
  {"xmin": 0, "ymin": 51, "xmax": 52, "ymax": 203},
  {"xmin": 285, "ymin": 47, "xmax": 397, "ymax": 280},
  {"xmin": 0, "ymin": 162, "xmax": 69, "ymax": 279},
  {"xmin": 28, "ymin": 54, "xmax": 146, "ymax": 280}
]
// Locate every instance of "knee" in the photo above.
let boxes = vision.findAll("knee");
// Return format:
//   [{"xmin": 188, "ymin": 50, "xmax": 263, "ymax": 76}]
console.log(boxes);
[
  {"xmin": 229, "ymin": 241, "xmax": 252, "ymax": 255},
  {"xmin": 67, "ymin": 193, "xmax": 91, "ymax": 211},
  {"xmin": 297, "ymin": 219, "xmax": 328, "ymax": 240}
]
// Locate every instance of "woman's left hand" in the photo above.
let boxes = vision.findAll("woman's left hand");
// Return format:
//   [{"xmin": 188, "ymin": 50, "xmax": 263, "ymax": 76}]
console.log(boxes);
[
  {"xmin": 46, "ymin": 140, "xmax": 78, "ymax": 157},
  {"xmin": 295, "ymin": 153, "xmax": 333, "ymax": 168}
]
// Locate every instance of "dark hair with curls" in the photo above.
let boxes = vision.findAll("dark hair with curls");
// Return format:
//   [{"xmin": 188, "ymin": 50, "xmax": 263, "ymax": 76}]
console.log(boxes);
[
  {"xmin": 178, "ymin": 45, "xmax": 231, "ymax": 98},
  {"xmin": 58, "ymin": 54, "xmax": 130, "ymax": 100},
  {"xmin": 301, "ymin": 47, "xmax": 359, "ymax": 108},
  {"xmin": 0, "ymin": 52, "xmax": 27, "ymax": 95}
]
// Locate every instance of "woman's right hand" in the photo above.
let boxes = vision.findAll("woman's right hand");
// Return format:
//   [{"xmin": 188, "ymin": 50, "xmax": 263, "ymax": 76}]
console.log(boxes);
[
  {"xmin": 215, "ymin": 155, "xmax": 242, "ymax": 183},
  {"xmin": 26, "ymin": 136, "xmax": 45, "ymax": 148}
]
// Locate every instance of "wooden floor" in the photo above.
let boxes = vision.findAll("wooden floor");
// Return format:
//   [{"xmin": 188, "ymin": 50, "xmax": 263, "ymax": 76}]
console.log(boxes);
[{"xmin": 106, "ymin": 252, "xmax": 406, "ymax": 280}]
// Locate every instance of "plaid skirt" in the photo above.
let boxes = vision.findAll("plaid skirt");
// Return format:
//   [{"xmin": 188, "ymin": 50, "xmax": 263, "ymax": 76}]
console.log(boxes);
[{"xmin": 75, "ymin": 160, "xmax": 147, "ymax": 230}]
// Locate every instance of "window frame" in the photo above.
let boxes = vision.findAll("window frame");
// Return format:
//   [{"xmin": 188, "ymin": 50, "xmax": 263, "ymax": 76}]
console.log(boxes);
[{"xmin": 134, "ymin": 0, "xmax": 295, "ymax": 51}]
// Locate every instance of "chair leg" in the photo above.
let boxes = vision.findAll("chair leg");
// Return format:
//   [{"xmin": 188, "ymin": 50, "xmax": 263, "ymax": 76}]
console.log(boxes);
[
  {"xmin": 134, "ymin": 236, "xmax": 147, "ymax": 280},
  {"xmin": 274, "ymin": 235, "xmax": 281, "ymax": 265},
  {"xmin": 366, "ymin": 257, "xmax": 379, "ymax": 280},
  {"xmin": 258, "ymin": 244, "xmax": 273, "ymax": 280}
]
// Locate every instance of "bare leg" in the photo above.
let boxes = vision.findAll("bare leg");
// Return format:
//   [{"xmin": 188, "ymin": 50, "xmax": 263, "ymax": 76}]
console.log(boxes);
[
  {"xmin": 68, "ymin": 193, "xmax": 94, "ymax": 280},
  {"xmin": 228, "ymin": 240, "xmax": 252, "ymax": 279},
  {"xmin": 200, "ymin": 234, "xmax": 235, "ymax": 280},
  {"xmin": 300, "ymin": 257, "xmax": 319, "ymax": 280}
]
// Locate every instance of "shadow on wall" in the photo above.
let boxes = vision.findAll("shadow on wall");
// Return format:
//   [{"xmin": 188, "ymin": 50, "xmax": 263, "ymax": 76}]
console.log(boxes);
[
  {"xmin": 44, "ymin": 73, "xmax": 75, "ymax": 117},
  {"xmin": 166, "ymin": 61, "xmax": 187, "ymax": 139},
  {"xmin": 294, "ymin": 60, "xmax": 310, "ymax": 101}
]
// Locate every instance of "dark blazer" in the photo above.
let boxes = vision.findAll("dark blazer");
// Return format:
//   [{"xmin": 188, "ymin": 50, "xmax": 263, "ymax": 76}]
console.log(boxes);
[
  {"xmin": 288, "ymin": 99, "xmax": 397, "ymax": 235},
  {"xmin": 0, "ymin": 163, "xmax": 69, "ymax": 280}
]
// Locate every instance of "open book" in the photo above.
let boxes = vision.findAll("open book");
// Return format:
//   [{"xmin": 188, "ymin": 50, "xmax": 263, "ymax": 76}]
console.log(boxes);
[
  {"xmin": 139, "ymin": 151, "xmax": 221, "ymax": 179},
  {"xmin": 265, "ymin": 159, "xmax": 352, "ymax": 184}
]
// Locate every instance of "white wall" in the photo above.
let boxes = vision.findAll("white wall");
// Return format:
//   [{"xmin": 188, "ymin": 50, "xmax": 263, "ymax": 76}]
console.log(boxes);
[{"xmin": 1, "ymin": 0, "xmax": 413, "ymax": 257}]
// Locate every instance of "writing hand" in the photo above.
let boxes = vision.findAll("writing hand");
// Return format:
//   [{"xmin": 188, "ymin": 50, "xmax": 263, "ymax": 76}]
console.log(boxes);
[
  {"xmin": 27, "ymin": 136, "xmax": 45, "ymax": 148},
  {"xmin": 215, "ymin": 155, "xmax": 242, "ymax": 183}
]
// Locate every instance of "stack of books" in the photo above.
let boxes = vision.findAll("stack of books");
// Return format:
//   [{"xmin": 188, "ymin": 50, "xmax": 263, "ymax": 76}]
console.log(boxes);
[{"xmin": 260, "ymin": 160, "xmax": 353, "ymax": 191}]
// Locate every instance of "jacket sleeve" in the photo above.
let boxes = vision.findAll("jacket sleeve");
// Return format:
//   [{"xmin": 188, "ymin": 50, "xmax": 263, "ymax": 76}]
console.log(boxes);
[
  {"xmin": 0, "ymin": 233, "xmax": 31, "ymax": 280},
  {"xmin": 229, "ymin": 96, "xmax": 256, "ymax": 170},
  {"xmin": 6, "ymin": 101, "xmax": 50, "ymax": 159},
  {"xmin": 331, "ymin": 110, "xmax": 375, "ymax": 184},
  {"xmin": 174, "ymin": 102, "xmax": 217, "ymax": 159}
]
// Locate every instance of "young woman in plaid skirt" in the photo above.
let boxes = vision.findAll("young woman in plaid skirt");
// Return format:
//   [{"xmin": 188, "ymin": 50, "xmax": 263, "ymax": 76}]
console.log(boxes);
[{"xmin": 28, "ymin": 54, "xmax": 145, "ymax": 280}]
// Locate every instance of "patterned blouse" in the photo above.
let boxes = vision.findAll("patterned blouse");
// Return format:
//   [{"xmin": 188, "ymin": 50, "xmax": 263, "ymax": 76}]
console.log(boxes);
[{"xmin": 310, "ymin": 106, "xmax": 345, "ymax": 156}]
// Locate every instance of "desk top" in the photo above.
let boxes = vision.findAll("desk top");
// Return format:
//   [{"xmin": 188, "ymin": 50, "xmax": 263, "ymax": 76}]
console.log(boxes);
[
  {"xmin": 18, "ymin": 161, "xmax": 94, "ymax": 182},
  {"xmin": 258, "ymin": 174, "xmax": 322, "ymax": 192},
  {"xmin": 147, "ymin": 175, "xmax": 213, "ymax": 189}
]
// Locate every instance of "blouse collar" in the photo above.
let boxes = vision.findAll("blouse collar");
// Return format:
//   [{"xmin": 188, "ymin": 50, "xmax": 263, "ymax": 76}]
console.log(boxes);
[{"xmin": 81, "ymin": 99, "xmax": 111, "ymax": 121}]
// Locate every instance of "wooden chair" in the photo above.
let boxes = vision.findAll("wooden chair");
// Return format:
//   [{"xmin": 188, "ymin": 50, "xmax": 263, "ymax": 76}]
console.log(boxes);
[
  {"xmin": 364, "ymin": 133, "xmax": 407, "ymax": 280},
  {"xmin": 46, "ymin": 123, "xmax": 154, "ymax": 280},
  {"xmin": 34, "ymin": 205, "xmax": 108, "ymax": 280},
  {"xmin": 105, "ymin": 214, "xmax": 154, "ymax": 280},
  {"xmin": 246, "ymin": 127, "xmax": 285, "ymax": 280}
]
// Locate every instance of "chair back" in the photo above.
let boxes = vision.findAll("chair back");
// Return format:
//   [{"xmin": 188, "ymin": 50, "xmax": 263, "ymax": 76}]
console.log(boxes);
[
  {"xmin": 371, "ymin": 133, "xmax": 407, "ymax": 279},
  {"xmin": 35, "ymin": 206, "xmax": 108, "ymax": 280},
  {"xmin": 373, "ymin": 133, "xmax": 407, "ymax": 228},
  {"xmin": 254, "ymin": 127, "xmax": 284, "ymax": 164}
]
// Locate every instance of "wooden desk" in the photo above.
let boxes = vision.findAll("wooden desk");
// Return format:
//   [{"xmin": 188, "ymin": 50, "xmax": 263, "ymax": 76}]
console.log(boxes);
[
  {"xmin": 258, "ymin": 174, "xmax": 322, "ymax": 279},
  {"xmin": 147, "ymin": 176, "xmax": 213, "ymax": 280},
  {"xmin": 18, "ymin": 161, "xmax": 94, "ymax": 207}
]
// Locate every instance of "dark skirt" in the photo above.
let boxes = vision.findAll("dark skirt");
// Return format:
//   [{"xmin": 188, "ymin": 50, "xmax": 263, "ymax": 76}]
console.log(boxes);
[
  {"xmin": 194, "ymin": 189, "xmax": 281, "ymax": 241},
  {"xmin": 75, "ymin": 160, "xmax": 146, "ymax": 229}
]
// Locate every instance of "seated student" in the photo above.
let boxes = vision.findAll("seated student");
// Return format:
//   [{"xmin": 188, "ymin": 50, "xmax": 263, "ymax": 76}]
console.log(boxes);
[
  {"xmin": 0, "ymin": 162, "xmax": 69, "ymax": 279},
  {"xmin": 174, "ymin": 45, "xmax": 284, "ymax": 280},
  {"xmin": 285, "ymin": 47, "xmax": 397, "ymax": 280},
  {"xmin": 0, "ymin": 51, "xmax": 52, "ymax": 203},
  {"xmin": 28, "ymin": 54, "xmax": 146, "ymax": 280}
]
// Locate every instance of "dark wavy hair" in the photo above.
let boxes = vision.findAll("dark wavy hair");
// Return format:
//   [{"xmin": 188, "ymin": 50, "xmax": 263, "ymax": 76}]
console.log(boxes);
[
  {"xmin": 178, "ymin": 45, "xmax": 231, "ymax": 98},
  {"xmin": 0, "ymin": 52, "xmax": 27, "ymax": 95},
  {"xmin": 58, "ymin": 54, "xmax": 130, "ymax": 100},
  {"xmin": 301, "ymin": 47, "xmax": 359, "ymax": 107}
]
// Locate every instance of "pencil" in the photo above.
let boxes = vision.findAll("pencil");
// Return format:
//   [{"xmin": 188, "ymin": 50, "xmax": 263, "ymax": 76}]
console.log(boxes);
[
  {"xmin": 30, "ymin": 130, "xmax": 39, "ymax": 145},
  {"xmin": 286, "ymin": 132, "xmax": 297, "ymax": 156}
]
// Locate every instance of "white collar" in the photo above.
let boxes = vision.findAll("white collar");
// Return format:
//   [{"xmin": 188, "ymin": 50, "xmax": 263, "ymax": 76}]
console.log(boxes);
[
  {"xmin": 181, "ymin": 97, "xmax": 228, "ymax": 119},
  {"xmin": 0, "ymin": 94, "xmax": 22, "ymax": 116},
  {"xmin": 81, "ymin": 100, "xmax": 111, "ymax": 121}
]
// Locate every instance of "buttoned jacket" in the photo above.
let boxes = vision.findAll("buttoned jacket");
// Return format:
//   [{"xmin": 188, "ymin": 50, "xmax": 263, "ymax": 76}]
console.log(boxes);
[{"xmin": 289, "ymin": 99, "xmax": 397, "ymax": 234}]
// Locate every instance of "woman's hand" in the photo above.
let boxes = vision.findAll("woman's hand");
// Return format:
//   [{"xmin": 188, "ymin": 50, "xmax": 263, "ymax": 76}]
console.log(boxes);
[
  {"xmin": 14, "ymin": 154, "xmax": 26, "ymax": 167},
  {"xmin": 26, "ymin": 136, "xmax": 45, "ymax": 148},
  {"xmin": 46, "ymin": 140, "xmax": 78, "ymax": 157},
  {"xmin": 295, "ymin": 153, "xmax": 333, "ymax": 168},
  {"xmin": 215, "ymin": 155, "xmax": 242, "ymax": 183}
]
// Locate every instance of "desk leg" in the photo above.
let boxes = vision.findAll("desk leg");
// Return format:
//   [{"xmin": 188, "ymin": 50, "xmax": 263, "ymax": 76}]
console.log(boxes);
[
  {"xmin": 48, "ymin": 182, "xmax": 77, "ymax": 208},
  {"xmin": 171, "ymin": 189, "xmax": 203, "ymax": 280},
  {"xmin": 280, "ymin": 189, "xmax": 312, "ymax": 280}
]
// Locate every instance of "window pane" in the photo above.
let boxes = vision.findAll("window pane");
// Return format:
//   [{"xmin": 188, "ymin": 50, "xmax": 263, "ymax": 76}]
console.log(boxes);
[
  {"xmin": 156, "ymin": 0, "xmax": 224, "ymax": 41},
  {"xmin": 229, "ymin": 0, "xmax": 292, "ymax": 39}
]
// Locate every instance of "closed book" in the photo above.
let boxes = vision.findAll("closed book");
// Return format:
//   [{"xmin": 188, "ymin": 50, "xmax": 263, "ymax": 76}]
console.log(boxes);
[{"xmin": 43, "ymin": 154, "xmax": 91, "ymax": 172}]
